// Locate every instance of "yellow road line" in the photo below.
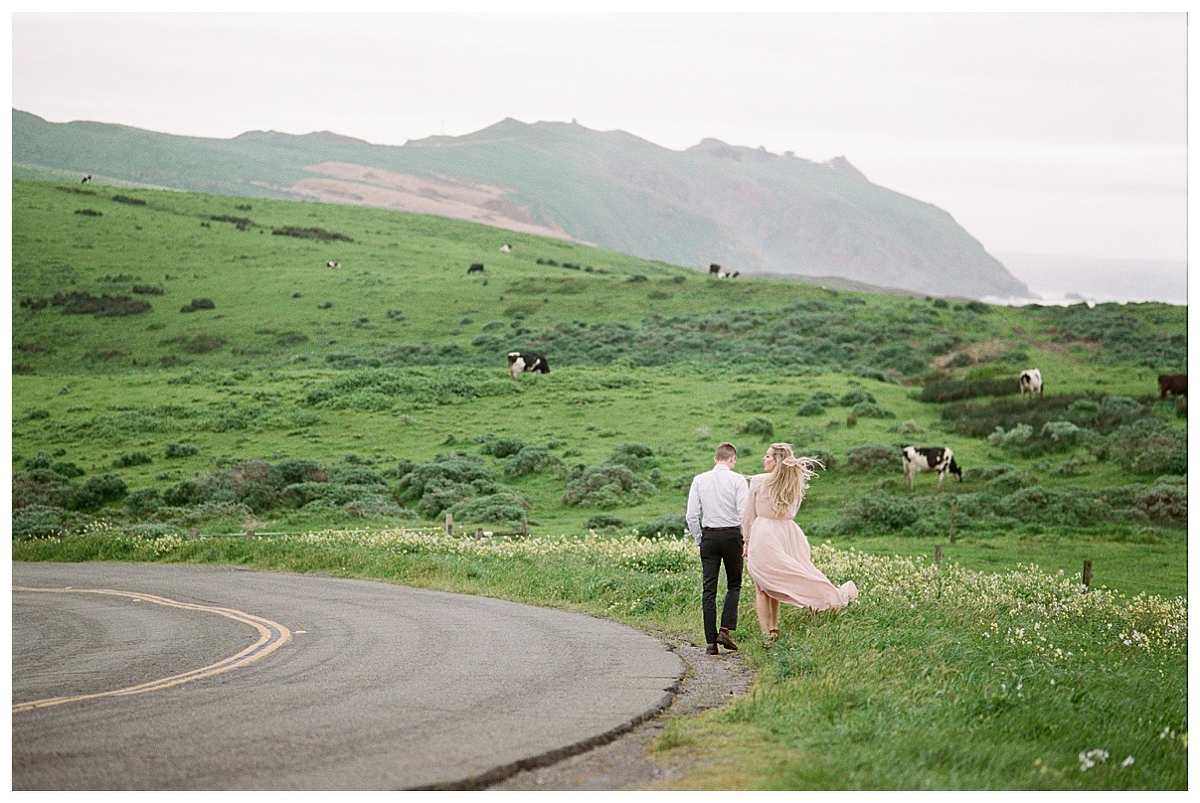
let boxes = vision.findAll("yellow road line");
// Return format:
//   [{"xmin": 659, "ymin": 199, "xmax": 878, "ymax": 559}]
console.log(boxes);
[{"xmin": 12, "ymin": 586, "xmax": 291, "ymax": 713}]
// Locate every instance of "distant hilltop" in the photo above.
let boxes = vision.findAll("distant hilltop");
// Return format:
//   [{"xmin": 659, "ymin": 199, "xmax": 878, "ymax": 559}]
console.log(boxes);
[{"xmin": 12, "ymin": 109, "xmax": 1030, "ymax": 299}]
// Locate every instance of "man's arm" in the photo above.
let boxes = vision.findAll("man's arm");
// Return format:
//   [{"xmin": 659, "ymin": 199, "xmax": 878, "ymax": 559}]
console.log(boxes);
[{"xmin": 685, "ymin": 476, "xmax": 703, "ymax": 546}]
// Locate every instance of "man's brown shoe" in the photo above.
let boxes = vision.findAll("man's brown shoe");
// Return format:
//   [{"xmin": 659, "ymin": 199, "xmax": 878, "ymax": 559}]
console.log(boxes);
[
  {"xmin": 706, "ymin": 643, "xmax": 719, "ymax": 655},
  {"xmin": 716, "ymin": 629, "xmax": 738, "ymax": 651}
]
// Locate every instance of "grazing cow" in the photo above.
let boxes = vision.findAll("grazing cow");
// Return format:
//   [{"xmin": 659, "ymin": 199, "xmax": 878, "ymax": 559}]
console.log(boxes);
[
  {"xmin": 709, "ymin": 263, "xmax": 721, "ymax": 275},
  {"xmin": 326, "ymin": 261, "xmax": 341, "ymax": 270},
  {"xmin": 507, "ymin": 351, "xmax": 549, "ymax": 379},
  {"xmin": 81, "ymin": 175, "xmax": 91, "ymax": 184},
  {"xmin": 902, "ymin": 446, "xmax": 962, "ymax": 489},
  {"xmin": 499, "ymin": 244, "xmax": 512, "ymax": 253},
  {"xmin": 468, "ymin": 263, "xmax": 485, "ymax": 274},
  {"xmin": 1158, "ymin": 374, "xmax": 1187, "ymax": 399},
  {"xmin": 1019, "ymin": 368, "xmax": 1043, "ymax": 398}
]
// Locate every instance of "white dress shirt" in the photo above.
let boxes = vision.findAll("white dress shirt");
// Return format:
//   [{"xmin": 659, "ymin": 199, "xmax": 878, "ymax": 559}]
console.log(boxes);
[{"xmin": 686, "ymin": 463, "xmax": 750, "ymax": 545}]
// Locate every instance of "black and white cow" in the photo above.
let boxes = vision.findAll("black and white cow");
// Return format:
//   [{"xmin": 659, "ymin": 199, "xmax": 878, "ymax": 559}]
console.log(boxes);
[
  {"xmin": 709, "ymin": 263, "xmax": 721, "ymax": 276},
  {"xmin": 326, "ymin": 261, "xmax": 342, "ymax": 270},
  {"xmin": 499, "ymin": 244, "xmax": 512, "ymax": 253},
  {"xmin": 1019, "ymin": 369, "xmax": 1043, "ymax": 397},
  {"xmin": 507, "ymin": 351, "xmax": 549, "ymax": 379},
  {"xmin": 468, "ymin": 263, "xmax": 485, "ymax": 274},
  {"xmin": 902, "ymin": 446, "xmax": 962, "ymax": 489},
  {"xmin": 81, "ymin": 175, "xmax": 92, "ymax": 185}
]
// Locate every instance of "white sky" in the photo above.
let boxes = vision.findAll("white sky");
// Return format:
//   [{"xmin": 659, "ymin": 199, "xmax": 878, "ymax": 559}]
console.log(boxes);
[{"xmin": 10, "ymin": 12, "xmax": 1189, "ymax": 263}]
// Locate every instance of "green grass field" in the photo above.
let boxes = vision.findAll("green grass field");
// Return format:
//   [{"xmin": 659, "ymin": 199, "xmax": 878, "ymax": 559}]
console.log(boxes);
[{"xmin": 11, "ymin": 178, "xmax": 1187, "ymax": 788}]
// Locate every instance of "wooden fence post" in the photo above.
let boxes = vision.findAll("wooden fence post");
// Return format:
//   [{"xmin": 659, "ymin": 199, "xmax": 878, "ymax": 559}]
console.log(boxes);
[
  {"xmin": 934, "ymin": 545, "xmax": 943, "ymax": 566},
  {"xmin": 1082, "ymin": 559, "xmax": 1093, "ymax": 591},
  {"xmin": 188, "ymin": 527, "xmax": 199, "ymax": 541},
  {"xmin": 949, "ymin": 498, "xmax": 957, "ymax": 544},
  {"xmin": 474, "ymin": 527, "xmax": 484, "ymax": 540},
  {"xmin": 445, "ymin": 513, "xmax": 453, "ymax": 537}
]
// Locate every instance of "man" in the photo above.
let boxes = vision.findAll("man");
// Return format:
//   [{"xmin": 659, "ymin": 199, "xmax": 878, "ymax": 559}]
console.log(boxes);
[{"xmin": 686, "ymin": 442, "xmax": 749, "ymax": 655}]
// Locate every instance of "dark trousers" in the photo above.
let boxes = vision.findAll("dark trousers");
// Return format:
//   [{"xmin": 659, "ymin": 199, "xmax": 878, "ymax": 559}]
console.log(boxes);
[{"xmin": 700, "ymin": 526, "xmax": 743, "ymax": 645}]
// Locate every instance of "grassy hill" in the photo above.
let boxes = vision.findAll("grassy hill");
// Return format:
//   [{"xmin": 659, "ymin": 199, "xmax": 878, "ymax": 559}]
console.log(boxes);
[
  {"xmin": 11, "ymin": 177, "xmax": 1187, "ymax": 789},
  {"xmin": 14, "ymin": 109, "xmax": 1029, "ymax": 299}
]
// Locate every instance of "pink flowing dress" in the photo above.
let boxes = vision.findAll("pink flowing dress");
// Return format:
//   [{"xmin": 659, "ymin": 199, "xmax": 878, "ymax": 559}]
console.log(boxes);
[{"xmin": 744, "ymin": 473, "xmax": 858, "ymax": 611}]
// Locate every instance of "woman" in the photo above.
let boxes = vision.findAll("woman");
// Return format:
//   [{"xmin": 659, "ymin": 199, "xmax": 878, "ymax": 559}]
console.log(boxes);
[{"xmin": 743, "ymin": 442, "xmax": 858, "ymax": 641}]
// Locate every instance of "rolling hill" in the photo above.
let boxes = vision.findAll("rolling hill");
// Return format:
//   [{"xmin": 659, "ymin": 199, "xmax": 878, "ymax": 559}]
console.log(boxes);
[{"xmin": 14, "ymin": 109, "xmax": 1029, "ymax": 300}]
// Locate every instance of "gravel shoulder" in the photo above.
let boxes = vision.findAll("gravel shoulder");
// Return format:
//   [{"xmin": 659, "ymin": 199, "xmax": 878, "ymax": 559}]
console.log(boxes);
[{"xmin": 489, "ymin": 633, "xmax": 755, "ymax": 791}]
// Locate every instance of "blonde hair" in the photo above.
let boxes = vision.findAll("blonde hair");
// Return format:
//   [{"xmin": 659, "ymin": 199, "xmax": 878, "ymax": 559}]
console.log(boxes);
[{"xmin": 764, "ymin": 442, "xmax": 822, "ymax": 517}]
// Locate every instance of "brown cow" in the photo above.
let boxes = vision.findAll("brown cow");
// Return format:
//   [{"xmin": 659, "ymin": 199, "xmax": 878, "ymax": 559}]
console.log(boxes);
[{"xmin": 1158, "ymin": 374, "xmax": 1187, "ymax": 399}]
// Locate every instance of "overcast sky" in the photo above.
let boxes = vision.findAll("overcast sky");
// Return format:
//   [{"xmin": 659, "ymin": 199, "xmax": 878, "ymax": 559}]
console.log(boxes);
[{"xmin": 12, "ymin": 12, "xmax": 1188, "ymax": 264}]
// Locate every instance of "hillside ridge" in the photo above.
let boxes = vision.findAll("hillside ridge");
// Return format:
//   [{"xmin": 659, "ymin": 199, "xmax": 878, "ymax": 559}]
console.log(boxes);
[{"xmin": 13, "ymin": 109, "xmax": 1028, "ymax": 299}]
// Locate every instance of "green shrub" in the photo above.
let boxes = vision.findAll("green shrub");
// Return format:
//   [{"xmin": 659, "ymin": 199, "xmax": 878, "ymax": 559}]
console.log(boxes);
[
  {"xmin": 845, "ymin": 444, "xmax": 897, "ymax": 474},
  {"xmin": 125, "ymin": 486, "xmax": 164, "ymax": 516},
  {"xmin": 27, "ymin": 408, "xmax": 50, "ymax": 420},
  {"xmin": 1101, "ymin": 395, "xmax": 1143, "ymax": 417},
  {"xmin": 71, "ymin": 473, "xmax": 128, "ymax": 510},
  {"xmin": 795, "ymin": 449, "xmax": 835, "ymax": 470},
  {"xmin": 840, "ymin": 492, "xmax": 919, "ymax": 532},
  {"xmin": 562, "ymin": 464, "xmax": 655, "ymax": 508},
  {"xmin": 23, "ymin": 451, "xmax": 52, "ymax": 470},
  {"xmin": 985, "ymin": 469, "xmax": 1039, "ymax": 494},
  {"xmin": 606, "ymin": 442, "xmax": 656, "ymax": 471},
  {"xmin": 584, "ymin": 513, "xmax": 627, "ymax": 532},
  {"xmin": 988, "ymin": 424, "xmax": 1034, "ymax": 447},
  {"xmin": 736, "ymin": 416, "xmax": 775, "ymax": 440},
  {"xmin": 165, "ymin": 442, "xmax": 199, "ymax": 458},
  {"xmin": 851, "ymin": 402, "xmax": 896, "ymax": 419},
  {"xmin": 631, "ymin": 512, "xmax": 688, "ymax": 539},
  {"xmin": 1108, "ymin": 419, "xmax": 1187, "ymax": 475},
  {"xmin": 796, "ymin": 400, "xmax": 826, "ymax": 417},
  {"xmin": 838, "ymin": 388, "xmax": 876, "ymax": 407},
  {"xmin": 12, "ymin": 505, "xmax": 95, "ymax": 540},
  {"xmin": 916, "ymin": 377, "xmax": 1018, "ymax": 403},
  {"xmin": 12, "ymin": 469, "xmax": 75, "ymax": 509},
  {"xmin": 447, "ymin": 493, "xmax": 529, "ymax": 526},
  {"xmin": 887, "ymin": 419, "xmax": 925, "ymax": 435},
  {"xmin": 51, "ymin": 461, "xmax": 85, "ymax": 478},
  {"xmin": 504, "ymin": 446, "xmax": 561, "ymax": 477},
  {"xmin": 396, "ymin": 453, "xmax": 502, "ymax": 517},
  {"xmin": 113, "ymin": 451, "xmax": 153, "ymax": 467}
]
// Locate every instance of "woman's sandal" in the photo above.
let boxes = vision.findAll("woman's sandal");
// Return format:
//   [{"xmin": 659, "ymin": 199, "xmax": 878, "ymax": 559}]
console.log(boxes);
[{"xmin": 768, "ymin": 629, "xmax": 779, "ymax": 641}]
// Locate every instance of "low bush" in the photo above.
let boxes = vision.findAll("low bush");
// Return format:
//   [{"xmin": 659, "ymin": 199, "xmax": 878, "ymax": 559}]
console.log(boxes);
[
  {"xmin": 504, "ymin": 446, "xmax": 561, "ymax": 478},
  {"xmin": 46, "ymin": 291, "xmax": 151, "ymax": 317},
  {"xmin": 179, "ymin": 298, "xmax": 216, "ymax": 313},
  {"xmin": 584, "ymin": 513, "xmax": 627, "ymax": 532},
  {"xmin": 562, "ymin": 464, "xmax": 655, "ymax": 508},
  {"xmin": 632, "ymin": 512, "xmax": 689, "ymax": 539},
  {"xmin": 851, "ymin": 402, "xmax": 896, "ymax": 419},
  {"xmin": 794, "ymin": 449, "xmax": 835, "ymax": 470},
  {"xmin": 125, "ymin": 487, "xmax": 164, "ymax": 516},
  {"xmin": 839, "ymin": 492, "xmax": 919, "ymax": 532},
  {"xmin": 838, "ymin": 388, "xmax": 876, "ymax": 407},
  {"xmin": 112, "ymin": 195, "xmax": 147, "ymax": 205},
  {"xmin": 916, "ymin": 377, "xmax": 1019, "ymax": 403},
  {"xmin": 397, "ymin": 452, "xmax": 502, "ymax": 518},
  {"xmin": 132, "ymin": 285, "xmax": 164, "ymax": 295},
  {"xmin": 479, "ymin": 437, "xmax": 527, "ymax": 458},
  {"xmin": 1108, "ymin": 419, "xmax": 1188, "ymax": 475},
  {"xmin": 271, "ymin": 226, "xmax": 353, "ymax": 242},
  {"xmin": 736, "ymin": 416, "xmax": 775, "ymax": 440},
  {"xmin": 796, "ymin": 400, "xmax": 826, "ymax": 416},
  {"xmin": 165, "ymin": 443, "xmax": 199, "ymax": 458},
  {"xmin": 113, "ymin": 451, "xmax": 153, "ymax": 467},
  {"xmin": 845, "ymin": 444, "xmax": 897, "ymax": 474},
  {"xmin": 446, "ymin": 493, "xmax": 529, "ymax": 526},
  {"xmin": 606, "ymin": 442, "xmax": 656, "ymax": 471}
]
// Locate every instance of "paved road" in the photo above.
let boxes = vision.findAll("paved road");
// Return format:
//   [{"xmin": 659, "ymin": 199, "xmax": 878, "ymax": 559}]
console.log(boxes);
[{"xmin": 12, "ymin": 562, "xmax": 684, "ymax": 790}]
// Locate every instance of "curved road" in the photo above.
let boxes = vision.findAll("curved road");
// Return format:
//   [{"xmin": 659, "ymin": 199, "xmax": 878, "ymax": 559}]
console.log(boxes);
[{"xmin": 12, "ymin": 562, "xmax": 684, "ymax": 790}]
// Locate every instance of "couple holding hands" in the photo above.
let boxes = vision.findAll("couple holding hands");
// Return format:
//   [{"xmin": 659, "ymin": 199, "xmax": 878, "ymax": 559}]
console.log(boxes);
[{"xmin": 685, "ymin": 441, "xmax": 858, "ymax": 654}]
